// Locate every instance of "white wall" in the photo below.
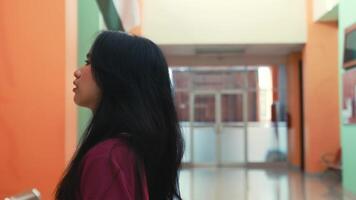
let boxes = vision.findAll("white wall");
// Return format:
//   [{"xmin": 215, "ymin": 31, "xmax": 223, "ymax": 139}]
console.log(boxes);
[{"xmin": 142, "ymin": 0, "xmax": 306, "ymax": 45}]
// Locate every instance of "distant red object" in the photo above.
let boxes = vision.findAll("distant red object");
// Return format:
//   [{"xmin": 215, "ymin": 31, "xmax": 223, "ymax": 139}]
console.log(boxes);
[{"xmin": 322, "ymin": 148, "xmax": 342, "ymax": 171}]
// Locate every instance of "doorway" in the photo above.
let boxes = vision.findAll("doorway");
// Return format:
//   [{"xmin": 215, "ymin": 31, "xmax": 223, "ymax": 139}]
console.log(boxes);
[
  {"xmin": 172, "ymin": 66, "xmax": 288, "ymax": 167},
  {"xmin": 188, "ymin": 91, "xmax": 247, "ymax": 167}
]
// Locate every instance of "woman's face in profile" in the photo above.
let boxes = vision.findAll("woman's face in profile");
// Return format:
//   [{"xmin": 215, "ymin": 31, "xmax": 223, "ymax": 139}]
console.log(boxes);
[{"xmin": 73, "ymin": 60, "xmax": 101, "ymax": 110}]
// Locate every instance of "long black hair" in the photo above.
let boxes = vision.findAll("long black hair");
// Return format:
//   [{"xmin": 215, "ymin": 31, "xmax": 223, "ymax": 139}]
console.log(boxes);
[{"xmin": 55, "ymin": 31, "xmax": 184, "ymax": 200}]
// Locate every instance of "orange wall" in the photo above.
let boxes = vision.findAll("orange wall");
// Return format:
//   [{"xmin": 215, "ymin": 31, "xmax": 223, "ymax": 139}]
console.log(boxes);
[
  {"xmin": 0, "ymin": 0, "xmax": 77, "ymax": 199},
  {"xmin": 286, "ymin": 53, "xmax": 302, "ymax": 167},
  {"xmin": 302, "ymin": 0, "xmax": 340, "ymax": 173}
]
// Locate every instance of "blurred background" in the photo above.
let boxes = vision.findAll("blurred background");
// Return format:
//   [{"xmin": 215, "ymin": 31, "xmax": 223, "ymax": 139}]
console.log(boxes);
[{"xmin": 1, "ymin": 0, "xmax": 356, "ymax": 199}]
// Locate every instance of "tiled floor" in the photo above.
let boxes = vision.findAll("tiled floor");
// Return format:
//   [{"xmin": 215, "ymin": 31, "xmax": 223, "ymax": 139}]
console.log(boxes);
[{"xmin": 179, "ymin": 167, "xmax": 356, "ymax": 200}]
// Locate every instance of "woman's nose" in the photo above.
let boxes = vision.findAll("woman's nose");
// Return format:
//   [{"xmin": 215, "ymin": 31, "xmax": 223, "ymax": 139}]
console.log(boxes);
[{"xmin": 74, "ymin": 69, "xmax": 81, "ymax": 79}]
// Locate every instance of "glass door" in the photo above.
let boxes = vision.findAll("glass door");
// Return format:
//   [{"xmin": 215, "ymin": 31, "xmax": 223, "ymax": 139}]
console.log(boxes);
[
  {"xmin": 189, "ymin": 91, "xmax": 248, "ymax": 167},
  {"xmin": 190, "ymin": 93, "xmax": 217, "ymax": 166},
  {"xmin": 218, "ymin": 92, "xmax": 247, "ymax": 166},
  {"xmin": 172, "ymin": 66, "xmax": 288, "ymax": 167}
]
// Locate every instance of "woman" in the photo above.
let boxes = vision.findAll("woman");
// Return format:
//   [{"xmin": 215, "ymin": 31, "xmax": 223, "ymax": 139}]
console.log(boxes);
[{"xmin": 55, "ymin": 31, "xmax": 184, "ymax": 200}]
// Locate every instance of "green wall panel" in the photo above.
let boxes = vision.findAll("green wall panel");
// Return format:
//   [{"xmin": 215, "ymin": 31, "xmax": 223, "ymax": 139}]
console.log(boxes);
[
  {"xmin": 339, "ymin": 0, "xmax": 356, "ymax": 194},
  {"xmin": 77, "ymin": 0, "xmax": 100, "ymax": 139}
]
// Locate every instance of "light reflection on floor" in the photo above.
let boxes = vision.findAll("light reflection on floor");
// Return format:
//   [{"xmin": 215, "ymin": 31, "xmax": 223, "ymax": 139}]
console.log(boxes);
[{"xmin": 179, "ymin": 167, "xmax": 356, "ymax": 200}]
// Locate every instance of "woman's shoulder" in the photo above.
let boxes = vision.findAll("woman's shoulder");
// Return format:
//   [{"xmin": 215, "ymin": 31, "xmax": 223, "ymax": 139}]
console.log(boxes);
[
  {"xmin": 83, "ymin": 137, "xmax": 134, "ymax": 162},
  {"xmin": 79, "ymin": 138, "xmax": 148, "ymax": 199}
]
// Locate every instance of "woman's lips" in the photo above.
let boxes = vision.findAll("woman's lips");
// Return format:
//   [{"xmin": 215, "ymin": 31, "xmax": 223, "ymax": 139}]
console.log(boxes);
[{"xmin": 73, "ymin": 80, "xmax": 78, "ymax": 92}]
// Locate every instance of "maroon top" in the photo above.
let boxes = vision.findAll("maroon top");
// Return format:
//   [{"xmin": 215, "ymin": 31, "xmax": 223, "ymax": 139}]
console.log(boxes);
[{"xmin": 78, "ymin": 138, "xmax": 149, "ymax": 200}]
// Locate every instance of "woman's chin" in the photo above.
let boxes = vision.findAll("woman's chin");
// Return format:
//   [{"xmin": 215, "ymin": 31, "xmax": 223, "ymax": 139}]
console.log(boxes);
[
  {"xmin": 73, "ymin": 97, "xmax": 92, "ymax": 110},
  {"xmin": 73, "ymin": 95, "xmax": 81, "ymax": 106}
]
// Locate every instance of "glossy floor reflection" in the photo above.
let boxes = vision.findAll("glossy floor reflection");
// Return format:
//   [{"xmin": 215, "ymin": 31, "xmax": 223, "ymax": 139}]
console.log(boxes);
[{"xmin": 179, "ymin": 167, "xmax": 356, "ymax": 200}]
